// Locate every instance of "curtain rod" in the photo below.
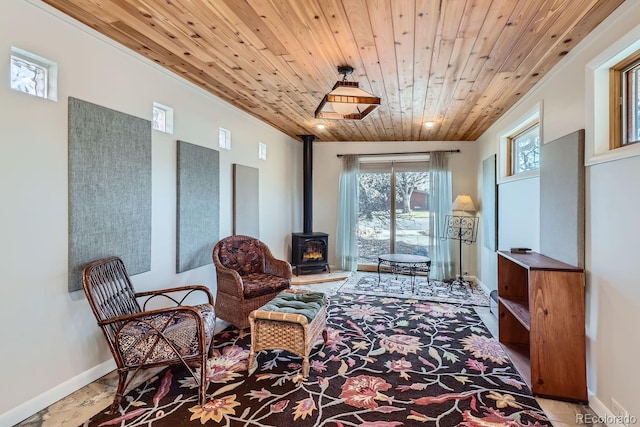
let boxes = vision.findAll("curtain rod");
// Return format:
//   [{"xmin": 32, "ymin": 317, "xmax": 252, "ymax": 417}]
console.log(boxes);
[{"xmin": 336, "ymin": 149, "xmax": 460, "ymax": 158}]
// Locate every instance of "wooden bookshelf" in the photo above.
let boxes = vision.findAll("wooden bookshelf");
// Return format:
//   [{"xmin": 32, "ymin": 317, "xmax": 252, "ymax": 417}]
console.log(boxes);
[{"xmin": 497, "ymin": 251, "xmax": 587, "ymax": 402}]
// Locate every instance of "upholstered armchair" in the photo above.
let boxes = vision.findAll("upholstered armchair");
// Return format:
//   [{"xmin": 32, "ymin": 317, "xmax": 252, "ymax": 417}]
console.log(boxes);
[
  {"xmin": 212, "ymin": 235, "xmax": 292, "ymax": 330},
  {"xmin": 82, "ymin": 256, "xmax": 216, "ymax": 413}
]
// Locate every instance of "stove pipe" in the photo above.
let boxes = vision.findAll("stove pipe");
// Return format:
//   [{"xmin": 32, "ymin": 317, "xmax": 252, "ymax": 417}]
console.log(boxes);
[{"xmin": 299, "ymin": 134, "xmax": 316, "ymax": 234}]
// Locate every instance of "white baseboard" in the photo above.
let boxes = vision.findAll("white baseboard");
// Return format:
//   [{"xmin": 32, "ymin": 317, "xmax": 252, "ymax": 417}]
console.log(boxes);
[
  {"xmin": 589, "ymin": 393, "xmax": 631, "ymax": 427},
  {"xmin": 0, "ymin": 359, "xmax": 115, "ymax": 426}
]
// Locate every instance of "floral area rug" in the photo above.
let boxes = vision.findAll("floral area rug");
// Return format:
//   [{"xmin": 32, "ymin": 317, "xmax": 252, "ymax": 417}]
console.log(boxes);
[
  {"xmin": 81, "ymin": 294, "xmax": 550, "ymax": 426},
  {"xmin": 340, "ymin": 271, "xmax": 491, "ymax": 307}
]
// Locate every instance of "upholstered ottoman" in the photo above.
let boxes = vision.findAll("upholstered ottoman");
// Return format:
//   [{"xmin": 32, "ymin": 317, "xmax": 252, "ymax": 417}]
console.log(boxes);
[{"xmin": 248, "ymin": 290, "xmax": 328, "ymax": 377}]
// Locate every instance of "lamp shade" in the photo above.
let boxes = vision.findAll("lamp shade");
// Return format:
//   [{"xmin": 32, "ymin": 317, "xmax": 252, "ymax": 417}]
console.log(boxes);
[
  {"xmin": 315, "ymin": 81, "xmax": 380, "ymax": 120},
  {"xmin": 315, "ymin": 66, "xmax": 380, "ymax": 120},
  {"xmin": 452, "ymin": 195, "xmax": 476, "ymax": 212}
]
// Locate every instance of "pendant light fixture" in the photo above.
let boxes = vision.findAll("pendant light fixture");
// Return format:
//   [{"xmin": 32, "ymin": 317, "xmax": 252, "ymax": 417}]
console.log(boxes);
[{"xmin": 314, "ymin": 66, "xmax": 381, "ymax": 120}]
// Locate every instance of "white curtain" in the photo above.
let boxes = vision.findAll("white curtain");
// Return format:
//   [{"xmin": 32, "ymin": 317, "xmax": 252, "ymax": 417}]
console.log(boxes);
[
  {"xmin": 428, "ymin": 152, "xmax": 454, "ymax": 280},
  {"xmin": 336, "ymin": 155, "xmax": 359, "ymax": 271}
]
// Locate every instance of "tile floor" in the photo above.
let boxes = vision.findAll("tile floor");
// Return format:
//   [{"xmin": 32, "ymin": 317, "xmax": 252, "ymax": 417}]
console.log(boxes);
[{"xmin": 15, "ymin": 276, "xmax": 604, "ymax": 426}]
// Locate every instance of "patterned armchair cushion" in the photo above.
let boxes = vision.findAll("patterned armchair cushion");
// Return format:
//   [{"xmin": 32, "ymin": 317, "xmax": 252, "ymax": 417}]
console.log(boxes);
[
  {"xmin": 218, "ymin": 238, "xmax": 265, "ymax": 276},
  {"xmin": 242, "ymin": 273, "xmax": 290, "ymax": 299},
  {"xmin": 117, "ymin": 304, "xmax": 216, "ymax": 367}
]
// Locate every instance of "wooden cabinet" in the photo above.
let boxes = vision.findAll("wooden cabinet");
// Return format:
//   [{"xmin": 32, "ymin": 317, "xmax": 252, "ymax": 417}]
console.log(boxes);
[{"xmin": 497, "ymin": 251, "xmax": 587, "ymax": 402}]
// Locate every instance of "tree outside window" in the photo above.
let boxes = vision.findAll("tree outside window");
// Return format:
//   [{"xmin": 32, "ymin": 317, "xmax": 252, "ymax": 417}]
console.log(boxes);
[{"xmin": 508, "ymin": 122, "xmax": 540, "ymax": 175}]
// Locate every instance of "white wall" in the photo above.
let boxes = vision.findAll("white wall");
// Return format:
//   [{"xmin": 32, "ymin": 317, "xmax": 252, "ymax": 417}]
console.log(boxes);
[
  {"xmin": 5, "ymin": 0, "xmax": 639, "ymax": 422},
  {"xmin": 0, "ymin": 1, "xmax": 301, "ymax": 423},
  {"xmin": 312, "ymin": 140, "xmax": 478, "ymax": 274},
  {"xmin": 475, "ymin": 0, "xmax": 639, "ymax": 419}
]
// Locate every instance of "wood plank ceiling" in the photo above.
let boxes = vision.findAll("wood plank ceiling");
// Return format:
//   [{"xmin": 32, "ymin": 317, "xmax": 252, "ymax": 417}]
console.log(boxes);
[{"xmin": 42, "ymin": 0, "xmax": 624, "ymax": 142}]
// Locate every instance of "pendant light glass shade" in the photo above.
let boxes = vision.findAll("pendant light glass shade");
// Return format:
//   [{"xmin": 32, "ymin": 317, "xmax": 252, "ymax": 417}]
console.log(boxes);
[{"xmin": 315, "ymin": 66, "xmax": 380, "ymax": 120}]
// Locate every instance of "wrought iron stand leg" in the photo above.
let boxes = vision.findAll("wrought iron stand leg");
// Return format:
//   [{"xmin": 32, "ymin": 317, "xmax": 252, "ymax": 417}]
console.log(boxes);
[{"xmin": 410, "ymin": 266, "xmax": 416, "ymax": 294}]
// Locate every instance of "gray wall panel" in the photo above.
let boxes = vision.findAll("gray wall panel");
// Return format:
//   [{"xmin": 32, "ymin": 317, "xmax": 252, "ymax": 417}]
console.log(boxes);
[
  {"xmin": 540, "ymin": 129, "xmax": 585, "ymax": 267},
  {"xmin": 68, "ymin": 97, "xmax": 152, "ymax": 292},
  {"xmin": 177, "ymin": 141, "xmax": 220, "ymax": 272},
  {"xmin": 233, "ymin": 164, "xmax": 260, "ymax": 237},
  {"xmin": 482, "ymin": 154, "xmax": 498, "ymax": 251}
]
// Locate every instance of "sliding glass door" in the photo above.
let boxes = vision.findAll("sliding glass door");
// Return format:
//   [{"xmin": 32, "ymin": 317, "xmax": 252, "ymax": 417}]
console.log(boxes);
[{"xmin": 357, "ymin": 160, "xmax": 430, "ymax": 266}]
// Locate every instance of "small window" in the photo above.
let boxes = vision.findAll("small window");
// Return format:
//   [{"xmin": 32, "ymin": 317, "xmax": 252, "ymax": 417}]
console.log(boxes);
[
  {"xmin": 219, "ymin": 127, "xmax": 231, "ymax": 150},
  {"xmin": 508, "ymin": 122, "xmax": 540, "ymax": 175},
  {"xmin": 10, "ymin": 47, "xmax": 57, "ymax": 101},
  {"xmin": 152, "ymin": 102, "xmax": 173, "ymax": 134},
  {"xmin": 258, "ymin": 142, "xmax": 267, "ymax": 160},
  {"xmin": 611, "ymin": 51, "xmax": 640, "ymax": 148},
  {"xmin": 153, "ymin": 106, "xmax": 166, "ymax": 131},
  {"xmin": 623, "ymin": 62, "xmax": 640, "ymax": 144}
]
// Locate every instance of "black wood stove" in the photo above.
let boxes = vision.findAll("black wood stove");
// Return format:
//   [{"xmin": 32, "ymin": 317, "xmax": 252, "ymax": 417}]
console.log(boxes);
[
  {"xmin": 291, "ymin": 135, "xmax": 330, "ymax": 275},
  {"xmin": 291, "ymin": 232, "xmax": 329, "ymax": 275}
]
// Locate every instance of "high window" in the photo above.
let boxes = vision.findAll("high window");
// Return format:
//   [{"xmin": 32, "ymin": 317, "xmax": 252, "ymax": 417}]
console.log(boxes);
[
  {"xmin": 610, "ymin": 51, "xmax": 640, "ymax": 148},
  {"xmin": 152, "ymin": 102, "xmax": 174, "ymax": 134},
  {"xmin": 498, "ymin": 105, "xmax": 541, "ymax": 182},
  {"xmin": 586, "ymin": 25, "xmax": 640, "ymax": 164},
  {"xmin": 508, "ymin": 122, "xmax": 540, "ymax": 176},
  {"xmin": 219, "ymin": 127, "xmax": 231, "ymax": 150},
  {"xmin": 10, "ymin": 47, "xmax": 58, "ymax": 101}
]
